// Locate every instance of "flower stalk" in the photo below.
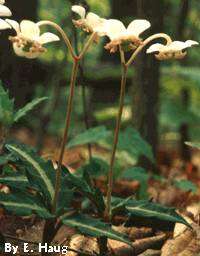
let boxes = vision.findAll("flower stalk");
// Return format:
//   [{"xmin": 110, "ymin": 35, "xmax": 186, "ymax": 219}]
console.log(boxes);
[
  {"xmin": 105, "ymin": 47, "xmax": 127, "ymax": 219},
  {"xmin": 35, "ymin": 24, "xmax": 96, "ymax": 213},
  {"xmin": 52, "ymin": 59, "xmax": 79, "ymax": 213},
  {"xmin": 52, "ymin": 33, "xmax": 97, "ymax": 214},
  {"xmin": 126, "ymin": 33, "xmax": 172, "ymax": 67},
  {"xmin": 105, "ymin": 33, "xmax": 173, "ymax": 220},
  {"xmin": 80, "ymin": 62, "xmax": 93, "ymax": 161},
  {"xmin": 37, "ymin": 20, "xmax": 76, "ymax": 59}
]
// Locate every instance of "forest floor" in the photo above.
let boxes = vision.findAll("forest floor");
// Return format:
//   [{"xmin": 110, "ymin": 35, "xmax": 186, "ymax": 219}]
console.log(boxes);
[{"xmin": 0, "ymin": 127, "xmax": 200, "ymax": 256}]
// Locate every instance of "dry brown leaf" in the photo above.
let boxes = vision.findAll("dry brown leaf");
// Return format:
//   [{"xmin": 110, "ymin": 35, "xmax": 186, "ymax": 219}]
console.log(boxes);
[
  {"xmin": 95, "ymin": 177, "xmax": 140, "ymax": 196},
  {"xmin": 113, "ymin": 226, "xmax": 153, "ymax": 240},
  {"xmin": 138, "ymin": 249, "xmax": 161, "ymax": 256},
  {"xmin": 132, "ymin": 234, "xmax": 166, "ymax": 255},
  {"xmin": 174, "ymin": 205, "xmax": 200, "ymax": 238},
  {"xmin": 187, "ymin": 203, "xmax": 200, "ymax": 218},
  {"xmin": 53, "ymin": 147, "xmax": 85, "ymax": 169},
  {"xmin": 157, "ymin": 186, "xmax": 190, "ymax": 207},
  {"xmin": 67, "ymin": 235, "xmax": 98, "ymax": 256},
  {"xmin": 109, "ymin": 234, "xmax": 166, "ymax": 256},
  {"xmin": 65, "ymin": 232, "xmax": 166, "ymax": 256},
  {"xmin": 0, "ymin": 185, "xmax": 10, "ymax": 194},
  {"xmin": 161, "ymin": 224, "xmax": 200, "ymax": 256},
  {"xmin": 173, "ymin": 215, "xmax": 194, "ymax": 238}
]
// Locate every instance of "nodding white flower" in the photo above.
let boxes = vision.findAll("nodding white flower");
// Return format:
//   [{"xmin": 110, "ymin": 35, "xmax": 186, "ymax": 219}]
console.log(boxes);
[
  {"xmin": 104, "ymin": 19, "xmax": 151, "ymax": 53},
  {"xmin": 71, "ymin": 5, "xmax": 106, "ymax": 38},
  {"xmin": 0, "ymin": 0, "xmax": 11, "ymax": 16},
  {"xmin": 6, "ymin": 19, "xmax": 60, "ymax": 59},
  {"xmin": 146, "ymin": 40, "xmax": 199, "ymax": 60},
  {"xmin": 0, "ymin": 0, "xmax": 12, "ymax": 30}
]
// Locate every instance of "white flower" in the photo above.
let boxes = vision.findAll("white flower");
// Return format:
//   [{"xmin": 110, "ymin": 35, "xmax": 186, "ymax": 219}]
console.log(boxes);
[
  {"xmin": 0, "ymin": 0, "xmax": 11, "ymax": 16},
  {"xmin": 146, "ymin": 40, "xmax": 199, "ymax": 60},
  {"xmin": 0, "ymin": 0, "xmax": 12, "ymax": 30},
  {"xmin": 104, "ymin": 19, "xmax": 151, "ymax": 53},
  {"xmin": 71, "ymin": 5, "xmax": 106, "ymax": 37},
  {"xmin": 6, "ymin": 19, "xmax": 60, "ymax": 59}
]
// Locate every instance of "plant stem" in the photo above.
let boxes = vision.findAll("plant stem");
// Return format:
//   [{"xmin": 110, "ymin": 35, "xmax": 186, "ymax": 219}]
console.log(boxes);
[
  {"xmin": 80, "ymin": 62, "xmax": 92, "ymax": 161},
  {"xmin": 78, "ymin": 34, "xmax": 97, "ymax": 161},
  {"xmin": 105, "ymin": 48, "xmax": 127, "ymax": 220},
  {"xmin": 98, "ymin": 237, "xmax": 109, "ymax": 256},
  {"xmin": 50, "ymin": 32, "xmax": 96, "ymax": 214},
  {"xmin": 37, "ymin": 20, "xmax": 76, "ymax": 59},
  {"xmin": 78, "ymin": 32, "xmax": 97, "ymax": 59},
  {"xmin": 74, "ymin": 30, "xmax": 92, "ymax": 161},
  {"xmin": 0, "ymin": 125, "xmax": 7, "ymax": 154},
  {"xmin": 37, "ymin": 21, "xmax": 99, "ymax": 250},
  {"xmin": 104, "ymin": 34, "xmax": 172, "ymax": 218},
  {"xmin": 52, "ymin": 59, "xmax": 79, "ymax": 213},
  {"xmin": 126, "ymin": 33, "xmax": 172, "ymax": 67}
]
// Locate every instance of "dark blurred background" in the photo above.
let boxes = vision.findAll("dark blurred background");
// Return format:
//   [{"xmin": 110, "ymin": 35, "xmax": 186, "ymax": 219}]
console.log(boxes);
[{"xmin": 0, "ymin": 0, "xmax": 199, "ymax": 170}]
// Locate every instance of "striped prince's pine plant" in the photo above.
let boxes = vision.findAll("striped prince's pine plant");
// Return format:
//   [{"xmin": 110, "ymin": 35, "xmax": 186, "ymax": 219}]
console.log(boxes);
[
  {"xmin": 0, "ymin": 2, "xmax": 198, "ymax": 256},
  {"xmin": 0, "ymin": 141, "xmax": 190, "ymax": 255}
]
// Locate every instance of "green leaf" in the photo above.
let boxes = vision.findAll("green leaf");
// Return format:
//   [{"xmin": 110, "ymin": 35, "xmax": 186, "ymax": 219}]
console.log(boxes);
[
  {"xmin": 0, "ymin": 191, "xmax": 53, "ymax": 218},
  {"xmin": 152, "ymin": 174, "xmax": 166, "ymax": 182},
  {"xmin": 0, "ymin": 82, "xmax": 14, "ymax": 126},
  {"xmin": 56, "ymin": 187, "xmax": 74, "ymax": 216},
  {"xmin": 117, "ymin": 127, "xmax": 155, "ymax": 163},
  {"xmin": 6, "ymin": 143, "xmax": 55, "ymax": 205},
  {"xmin": 62, "ymin": 214, "xmax": 132, "ymax": 246},
  {"xmin": 63, "ymin": 167, "xmax": 105, "ymax": 214},
  {"xmin": 122, "ymin": 167, "xmax": 148, "ymax": 180},
  {"xmin": 0, "ymin": 173, "xmax": 29, "ymax": 189},
  {"xmin": 160, "ymin": 98, "xmax": 199, "ymax": 128},
  {"xmin": 126, "ymin": 200, "xmax": 190, "ymax": 227},
  {"xmin": 67, "ymin": 126, "xmax": 111, "ymax": 148},
  {"xmin": 185, "ymin": 142, "xmax": 200, "ymax": 150},
  {"xmin": 163, "ymin": 66, "xmax": 200, "ymax": 88},
  {"xmin": 14, "ymin": 97, "xmax": 48, "ymax": 122},
  {"xmin": 0, "ymin": 154, "xmax": 15, "ymax": 165},
  {"xmin": 111, "ymin": 196, "xmax": 132, "ymax": 216},
  {"xmin": 121, "ymin": 167, "xmax": 149, "ymax": 199},
  {"xmin": 77, "ymin": 157, "xmax": 109, "ymax": 177},
  {"xmin": 174, "ymin": 180, "xmax": 198, "ymax": 193}
]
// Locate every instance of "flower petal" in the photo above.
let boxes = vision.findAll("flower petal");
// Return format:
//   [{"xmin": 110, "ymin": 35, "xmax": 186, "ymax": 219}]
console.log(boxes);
[
  {"xmin": 20, "ymin": 20, "xmax": 40, "ymax": 40},
  {"xmin": 104, "ymin": 19, "xmax": 126, "ymax": 40},
  {"xmin": 72, "ymin": 5, "xmax": 86, "ymax": 19},
  {"xmin": 5, "ymin": 19, "xmax": 20, "ymax": 33},
  {"xmin": 166, "ymin": 40, "xmax": 198, "ymax": 52},
  {"xmin": 185, "ymin": 40, "xmax": 199, "ymax": 47},
  {"xmin": 168, "ymin": 41, "xmax": 190, "ymax": 51},
  {"xmin": 0, "ymin": 4, "xmax": 12, "ymax": 17},
  {"xmin": 94, "ymin": 18, "xmax": 107, "ymax": 36},
  {"xmin": 39, "ymin": 32, "xmax": 60, "ymax": 45},
  {"xmin": 127, "ymin": 19, "xmax": 151, "ymax": 37},
  {"xmin": 146, "ymin": 43, "xmax": 165, "ymax": 53},
  {"xmin": 0, "ymin": 0, "xmax": 5, "ymax": 4},
  {"xmin": 0, "ymin": 18, "xmax": 10, "ymax": 30},
  {"xmin": 86, "ymin": 12, "xmax": 106, "ymax": 32}
]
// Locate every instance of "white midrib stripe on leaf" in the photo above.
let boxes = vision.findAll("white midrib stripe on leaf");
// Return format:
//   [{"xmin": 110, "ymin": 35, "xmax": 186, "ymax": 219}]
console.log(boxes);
[
  {"xmin": 2, "ymin": 201, "xmax": 46, "ymax": 213},
  {"xmin": 8, "ymin": 145, "xmax": 54, "ymax": 201},
  {"xmin": 126, "ymin": 206, "xmax": 177, "ymax": 220},
  {"xmin": 64, "ymin": 219, "xmax": 129, "ymax": 244},
  {"xmin": 0, "ymin": 176, "xmax": 27, "ymax": 182}
]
